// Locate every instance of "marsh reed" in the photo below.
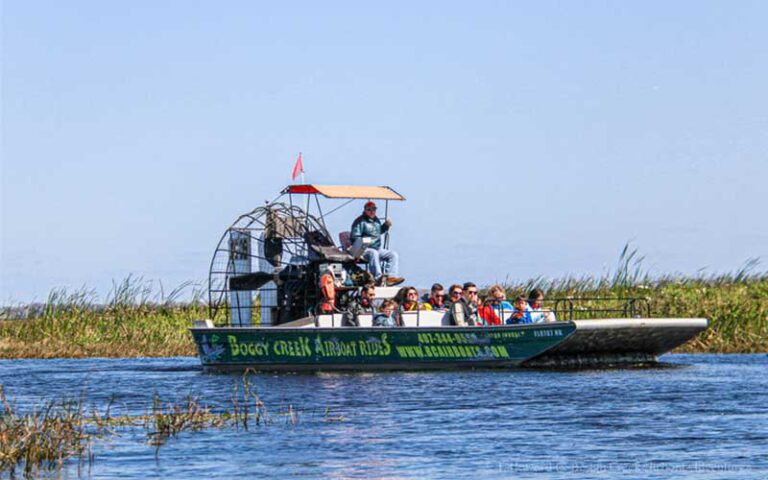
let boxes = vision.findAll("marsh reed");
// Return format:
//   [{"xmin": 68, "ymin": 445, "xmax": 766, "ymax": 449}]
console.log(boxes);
[
  {"xmin": 1, "ymin": 246, "xmax": 766, "ymax": 357},
  {"xmin": 0, "ymin": 373, "xmax": 322, "ymax": 475},
  {"xmin": 499, "ymin": 245, "xmax": 768, "ymax": 353},
  {"xmin": 0, "ymin": 385, "xmax": 96, "ymax": 476},
  {"xmin": 0, "ymin": 276, "xmax": 205, "ymax": 358}
]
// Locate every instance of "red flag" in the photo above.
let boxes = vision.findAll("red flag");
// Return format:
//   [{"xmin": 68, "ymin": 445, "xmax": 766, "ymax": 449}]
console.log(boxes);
[{"xmin": 291, "ymin": 153, "xmax": 304, "ymax": 181}]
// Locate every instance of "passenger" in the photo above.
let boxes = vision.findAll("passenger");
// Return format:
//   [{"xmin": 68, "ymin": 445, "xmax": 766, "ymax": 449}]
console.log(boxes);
[
  {"xmin": 447, "ymin": 282, "xmax": 480, "ymax": 326},
  {"xmin": 401, "ymin": 286, "xmax": 432, "ymax": 312},
  {"xmin": 487, "ymin": 285, "xmax": 514, "ymax": 323},
  {"xmin": 477, "ymin": 295, "xmax": 501, "ymax": 326},
  {"xmin": 344, "ymin": 284, "xmax": 376, "ymax": 326},
  {"xmin": 373, "ymin": 299, "xmax": 399, "ymax": 327},
  {"xmin": 350, "ymin": 201, "xmax": 404, "ymax": 287},
  {"xmin": 507, "ymin": 296, "xmax": 533, "ymax": 324},
  {"xmin": 462, "ymin": 282, "xmax": 480, "ymax": 324},
  {"xmin": 392, "ymin": 286, "xmax": 409, "ymax": 309},
  {"xmin": 445, "ymin": 284, "xmax": 463, "ymax": 310},
  {"xmin": 425, "ymin": 283, "xmax": 447, "ymax": 310},
  {"xmin": 528, "ymin": 288, "xmax": 557, "ymax": 323}
]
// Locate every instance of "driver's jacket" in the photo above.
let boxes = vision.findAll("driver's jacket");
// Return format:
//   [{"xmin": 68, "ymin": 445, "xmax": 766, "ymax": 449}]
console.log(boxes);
[{"xmin": 350, "ymin": 215, "xmax": 390, "ymax": 250}]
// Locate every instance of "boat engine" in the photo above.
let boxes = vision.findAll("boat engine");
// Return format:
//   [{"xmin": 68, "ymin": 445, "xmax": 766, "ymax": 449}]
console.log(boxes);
[{"xmin": 208, "ymin": 202, "xmax": 371, "ymax": 326}]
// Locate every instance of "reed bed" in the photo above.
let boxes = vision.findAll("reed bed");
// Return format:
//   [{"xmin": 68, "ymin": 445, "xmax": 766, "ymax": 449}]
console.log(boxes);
[
  {"xmin": 500, "ymin": 246, "xmax": 768, "ymax": 353},
  {"xmin": 0, "ymin": 374, "xmax": 329, "ymax": 476},
  {"xmin": 0, "ymin": 385, "xmax": 96, "ymax": 476},
  {"xmin": 1, "ymin": 247, "xmax": 766, "ymax": 357},
  {"xmin": 0, "ymin": 277, "xmax": 204, "ymax": 358}
]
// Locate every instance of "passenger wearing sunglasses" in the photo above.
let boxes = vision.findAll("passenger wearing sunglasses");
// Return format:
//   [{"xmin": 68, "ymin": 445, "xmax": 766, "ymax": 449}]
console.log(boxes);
[
  {"xmin": 447, "ymin": 282, "xmax": 480, "ymax": 326},
  {"xmin": 400, "ymin": 286, "xmax": 432, "ymax": 311},
  {"xmin": 445, "ymin": 284, "xmax": 463, "ymax": 310},
  {"xmin": 350, "ymin": 201, "xmax": 404, "ymax": 286},
  {"xmin": 425, "ymin": 283, "xmax": 447, "ymax": 310}
]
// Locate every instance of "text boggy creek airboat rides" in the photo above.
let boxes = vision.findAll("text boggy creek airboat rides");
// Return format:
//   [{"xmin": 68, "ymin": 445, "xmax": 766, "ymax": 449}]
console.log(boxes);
[{"xmin": 190, "ymin": 184, "xmax": 708, "ymax": 371}]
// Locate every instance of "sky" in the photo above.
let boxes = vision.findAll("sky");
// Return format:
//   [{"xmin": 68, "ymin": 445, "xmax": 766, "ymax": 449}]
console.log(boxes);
[{"xmin": 2, "ymin": 0, "xmax": 767, "ymax": 303}]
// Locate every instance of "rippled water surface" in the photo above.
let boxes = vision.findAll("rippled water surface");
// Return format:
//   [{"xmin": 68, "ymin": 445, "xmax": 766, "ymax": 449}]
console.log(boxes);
[{"xmin": 1, "ymin": 354, "xmax": 766, "ymax": 479}]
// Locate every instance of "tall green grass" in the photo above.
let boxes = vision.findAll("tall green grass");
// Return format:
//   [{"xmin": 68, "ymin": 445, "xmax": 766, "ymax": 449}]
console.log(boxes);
[
  {"xmin": 0, "ymin": 276, "xmax": 206, "ymax": 358},
  {"xmin": 1, "ymin": 247, "xmax": 766, "ymax": 357},
  {"xmin": 500, "ymin": 245, "xmax": 768, "ymax": 353}
]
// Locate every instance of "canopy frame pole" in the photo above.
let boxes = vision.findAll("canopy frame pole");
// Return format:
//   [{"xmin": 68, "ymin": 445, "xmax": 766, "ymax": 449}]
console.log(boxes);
[
  {"xmin": 314, "ymin": 193, "xmax": 327, "ymax": 232},
  {"xmin": 383, "ymin": 199, "xmax": 390, "ymax": 249},
  {"xmin": 323, "ymin": 198, "xmax": 356, "ymax": 218}
]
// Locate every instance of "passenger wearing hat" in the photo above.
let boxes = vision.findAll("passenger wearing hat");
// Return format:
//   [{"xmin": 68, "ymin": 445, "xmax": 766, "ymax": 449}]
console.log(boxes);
[{"xmin": 350, "ymin": 201, "xmax": 404, "ymax": 286}]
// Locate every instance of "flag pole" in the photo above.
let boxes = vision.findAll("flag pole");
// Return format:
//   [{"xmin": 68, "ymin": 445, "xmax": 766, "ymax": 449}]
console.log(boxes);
[{"xmin": 300, "ymin": 152, "xmax": 305, "ymax": 184}]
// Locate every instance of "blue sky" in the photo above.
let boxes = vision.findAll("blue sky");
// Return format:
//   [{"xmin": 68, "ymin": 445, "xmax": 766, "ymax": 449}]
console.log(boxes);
[{"xmin": 2, "ymin": 0, "xmax": 767, "ymax": 302}]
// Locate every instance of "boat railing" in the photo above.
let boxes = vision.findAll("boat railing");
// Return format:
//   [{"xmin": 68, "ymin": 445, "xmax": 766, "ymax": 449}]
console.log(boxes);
[
  {"xmin": 216, "ymin": 286, "xmax": 652, "ymax": 327},
  {"xmin": 401, "ymin": 308, "xmax": 422, "ymax": 327},
  {"xmin": 551, "ymin": 297, "xmax": 652, "ymax": 321},
  {"xmin": 316, "ymin": 311, "xmax": 343, "ymax": 328}
]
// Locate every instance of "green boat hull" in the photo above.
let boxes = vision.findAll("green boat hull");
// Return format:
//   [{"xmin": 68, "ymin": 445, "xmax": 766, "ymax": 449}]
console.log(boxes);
[{"xmin": 191, "ymin": 323, "xmax": 576, "ymax": 371}]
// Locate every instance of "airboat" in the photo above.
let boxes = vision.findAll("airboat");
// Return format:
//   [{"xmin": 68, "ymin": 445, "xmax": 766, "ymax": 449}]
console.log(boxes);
[{"xmin": 190, "ymin": 184, "xmax": 708, "ymax": 371}]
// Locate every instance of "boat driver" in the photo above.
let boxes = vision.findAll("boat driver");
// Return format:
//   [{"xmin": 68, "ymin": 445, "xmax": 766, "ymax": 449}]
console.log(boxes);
[{"xmin": 350, "ymin": 201, "xmax": 405, "ymax": 286}]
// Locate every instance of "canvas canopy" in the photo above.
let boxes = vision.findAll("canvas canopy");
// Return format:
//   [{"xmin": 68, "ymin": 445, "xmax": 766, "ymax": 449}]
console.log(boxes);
[{"xmin": 283, "ymin": 185, "xmax": 405, "ymax": 201}]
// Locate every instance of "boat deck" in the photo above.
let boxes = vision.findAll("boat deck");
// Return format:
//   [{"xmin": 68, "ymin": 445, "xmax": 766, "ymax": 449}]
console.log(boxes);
[{"xmin": 522, "ymin": 318, "xmax": 709, "ymax": 368}]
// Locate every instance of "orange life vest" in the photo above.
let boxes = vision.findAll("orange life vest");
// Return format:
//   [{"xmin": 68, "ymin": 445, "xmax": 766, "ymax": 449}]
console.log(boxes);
[{"xmin": 318, "ymin": 272, "xmax": 336, "ymax": 313}]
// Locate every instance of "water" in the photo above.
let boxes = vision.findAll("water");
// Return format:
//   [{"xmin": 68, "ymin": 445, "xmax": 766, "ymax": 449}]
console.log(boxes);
[{"xmin": 1, "ymin": 355, "xmax": 766, "ymax": 479}]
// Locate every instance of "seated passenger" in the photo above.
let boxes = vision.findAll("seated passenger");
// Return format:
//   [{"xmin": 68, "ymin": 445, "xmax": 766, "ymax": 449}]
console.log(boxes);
[
  {"xmin": 350, "ymin": 201, "xmax": 404, "ymax": 286},
  {"xmin": 445, "ymin": 284, "xmax": 463, "ymax": 310},
  {"xmin": 401, "ymin": 286, "xmax": 432, "ymax": 312},
  {"xmin": 447, "ymin": 282, "xmax": 480, "ymax": 326},
  {"xmin": 528, "ymin": 288, "xmax": 557, "ymax": 323},
  {"xmin": 373, "ymin": 299, "xmax": 399, "ymax": 327},
  {"xmin": 424, "ymin": 283, "xmax": 447, "ymax": 310},
  {"xmin": 487, "ymin": 285, "xmax": 514, "ymax": 323},
  {"xmin": 344, "ymin": 284, "xmax": 376, "ymax": 326},
  {"xmin": 478, "ymin": 295, "xmax": 502, "ymax": 326},
  {"xmin": 463, "ymin": 282, "xmax": 480, "ymax": 324},
  {"xmin": 506, "ymin": 296, "xmax": 533, "ymax": 324},
  {"xmin": 393, "ymin": 286, "xmax": 409, "ymax": 306}
]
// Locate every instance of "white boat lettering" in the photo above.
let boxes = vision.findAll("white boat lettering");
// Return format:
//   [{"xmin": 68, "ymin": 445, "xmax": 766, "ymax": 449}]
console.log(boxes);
[{"xmin": 533, "ymin": 329, "xmax": 564, "ymax": 338}]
